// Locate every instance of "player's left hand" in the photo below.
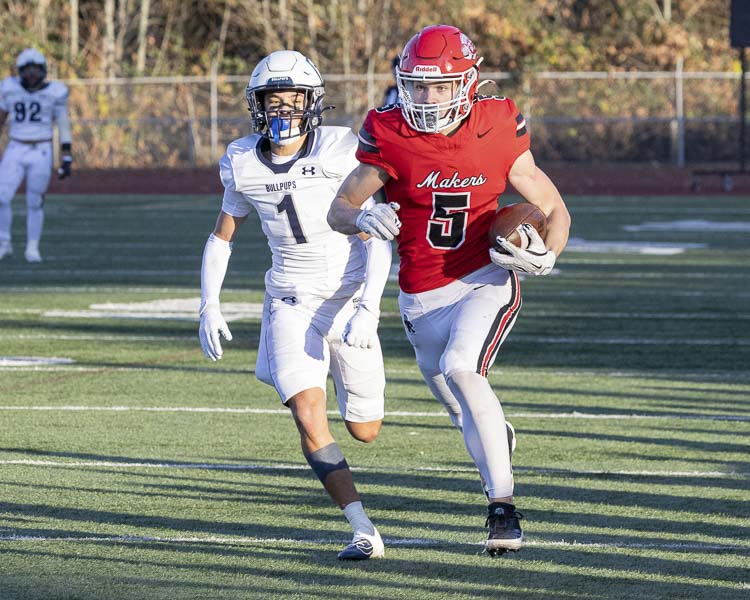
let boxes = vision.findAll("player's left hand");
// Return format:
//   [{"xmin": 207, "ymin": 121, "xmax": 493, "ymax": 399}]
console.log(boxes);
[
  {"xmin": 489, "ymin": 223, "xmax": 556, "ymax": 276},
  {"xmin": 57, "ymin": 156, "xmax": 72, "ymax": 179},
  {"xmin": 342, "ymin": 305, "xmax": 379, "ymax": 349}
]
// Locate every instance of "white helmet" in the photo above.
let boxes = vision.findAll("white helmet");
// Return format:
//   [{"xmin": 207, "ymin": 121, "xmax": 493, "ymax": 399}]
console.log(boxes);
[
  {"xmin": 16, "ymin": 48, "xmax": 47, "ymax": 88},
  {"xmin": 16, "ymin": 48, "xmax": 47, "ymax": 71},
  {"xmin": 246, "ymin": 50, "xmax": 330, "ymax": 144}
]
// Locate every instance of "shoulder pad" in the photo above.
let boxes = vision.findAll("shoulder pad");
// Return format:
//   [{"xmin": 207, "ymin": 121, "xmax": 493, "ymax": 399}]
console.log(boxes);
[
  {"xmin": 47, "ymin": 80, "xmax": 70, "ymax": 100},
  {"xmin": 315, "ymin": 127, "xmax": 358, "ymax": 178},
  {"xmin": 0, "ymin": 77, "xmax": 18, "ymax": 93},
  {"xmin": 225, "ymin": 134, "xmax": 260, "ymax": 157},
  {"xmin": 375, "ymin": 104, "xmax": 400, "ymax": 114}
]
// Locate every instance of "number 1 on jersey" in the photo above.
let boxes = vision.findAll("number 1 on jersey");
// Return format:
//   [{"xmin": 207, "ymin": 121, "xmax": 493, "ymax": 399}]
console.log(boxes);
[{"xmin": 277, "ymin": 194, "xmax": 308, "ymax": 244}]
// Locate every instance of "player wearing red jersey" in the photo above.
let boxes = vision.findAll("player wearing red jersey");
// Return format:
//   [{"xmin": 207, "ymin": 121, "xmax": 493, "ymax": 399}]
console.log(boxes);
[{"xmin": 328, "ymin": 24, "xmax": 571, "ymax": 555}]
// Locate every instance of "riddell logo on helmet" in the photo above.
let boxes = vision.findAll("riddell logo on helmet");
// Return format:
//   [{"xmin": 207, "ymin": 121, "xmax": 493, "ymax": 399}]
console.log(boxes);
[{"xmin": 413, "ymin": 65, "xmax": 442, "ymax": 75}]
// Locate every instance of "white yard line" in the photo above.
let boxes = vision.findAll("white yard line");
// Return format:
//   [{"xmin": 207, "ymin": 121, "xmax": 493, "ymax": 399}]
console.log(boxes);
[
  {"xmin": 0, "ymin": 405, "xmax": 747, "ymax": 422},
  {"xmin": 2, "ymin": 332, "xmax": 748, "ymax": 346},
  {"xmin": 0, "ymin": 533, "xmax": 745, "ymax": 552},
  {"xmin": 4, "ymin": 308, "xmax": 748, "ymax": 321},
  {"xmin": 0, "ymin": 334, "xmax": 193, "ymax": 341},
  {"xmin": 2, "ymin": 364, "xmax": 746, "ymax": 383},
  {"xmin": 0, "ymin": 459, "xmax": 747, "ymax": 478}
]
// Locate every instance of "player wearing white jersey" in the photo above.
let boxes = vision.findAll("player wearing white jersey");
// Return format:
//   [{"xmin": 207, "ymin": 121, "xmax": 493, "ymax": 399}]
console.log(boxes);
[
  {"xmin": 0, "ymin": 48, "xmax": 73, "ymax": 263},
  {"xmin": 198, "ymin": 51, "xmax": 392, "ymax": 561}
]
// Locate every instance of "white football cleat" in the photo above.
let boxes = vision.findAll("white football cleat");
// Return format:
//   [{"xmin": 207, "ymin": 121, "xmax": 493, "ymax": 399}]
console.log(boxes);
[
  {"xmin": 25, "ymin": 241, "xmax": 42, "ymax": 263},
  {"xmin": 0, "ymin": 240, "xmax": 12, "ymax": 260},
  {"xmin": 337, "ymin": 528, "xmax": 385, "ymax": 560}
]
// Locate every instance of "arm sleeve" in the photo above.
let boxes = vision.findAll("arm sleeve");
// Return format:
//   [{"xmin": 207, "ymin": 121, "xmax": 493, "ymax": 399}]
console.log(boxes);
[
  {"xmin": 219, "ymin": 152, "xmax": 252, "ymax": 217},
  {"xmin": 358, "ymin": 237, "xmax": 392, "ymax": 319},
  {"xmin": 200, "ymin": 233, "xmax": 232, "ymax": 312},
  {"xmin": 53, "ymin": 86, "xmax": 72, "ymax": 146}
]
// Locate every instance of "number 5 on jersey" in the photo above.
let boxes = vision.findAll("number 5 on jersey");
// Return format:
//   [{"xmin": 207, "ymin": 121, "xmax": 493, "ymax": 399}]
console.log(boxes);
[{"xmin": 427, "ymin": 192, "xmax": 470, "ymax": 249}]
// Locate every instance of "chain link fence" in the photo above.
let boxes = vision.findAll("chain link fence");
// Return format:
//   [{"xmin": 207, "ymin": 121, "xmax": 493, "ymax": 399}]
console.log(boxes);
[{"xmin": 5, "ymin": 69, "xmax": 744, "ymax": 168}]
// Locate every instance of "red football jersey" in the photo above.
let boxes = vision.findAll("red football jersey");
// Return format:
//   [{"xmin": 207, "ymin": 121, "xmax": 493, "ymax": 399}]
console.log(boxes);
[{"xmin": 356, "ymin": 96, "xmax": 530, "ymax": 293}]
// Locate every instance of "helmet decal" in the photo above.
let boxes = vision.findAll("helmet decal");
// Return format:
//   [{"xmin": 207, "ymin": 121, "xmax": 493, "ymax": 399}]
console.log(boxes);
[{"xmin": 459, "ymin": 33, "xmax": 477, "ymax": 60}]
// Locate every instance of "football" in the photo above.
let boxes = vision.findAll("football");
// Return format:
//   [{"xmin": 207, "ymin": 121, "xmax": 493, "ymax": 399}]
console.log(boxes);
[{"xmin": 488, "ymin": 203, "xmax": 547, "ymax": 249}]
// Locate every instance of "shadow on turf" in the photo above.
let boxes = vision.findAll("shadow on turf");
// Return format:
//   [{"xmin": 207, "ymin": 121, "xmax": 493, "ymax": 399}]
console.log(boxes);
[
  {"xmin": 498, "ymin": 382, "xmax": 750, "ymax": 413},
  {"xmin": 2, "ymin": 452, "xmax": 748, "ymax": 546},
  {"xmin": 518, "ymin": 428, "xmax": 750, "ymax": 455},
  {"xmin": 3, "ymin": 543, "xmax": 749, "ymax": 599}
]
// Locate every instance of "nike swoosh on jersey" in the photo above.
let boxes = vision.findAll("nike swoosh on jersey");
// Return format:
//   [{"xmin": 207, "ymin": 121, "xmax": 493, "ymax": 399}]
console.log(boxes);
[{"xmin": 477, "ymin": 128, "xmax": 493, "ymax": 138}]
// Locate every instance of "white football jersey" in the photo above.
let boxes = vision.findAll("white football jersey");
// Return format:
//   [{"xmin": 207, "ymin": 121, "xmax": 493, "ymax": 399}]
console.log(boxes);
[
  {"xmin": 0, "ymin": 77, "xmax": 69, "ymax": 141},
  {"xmin": 220, "ymin": 126, "xmax": 369, "ymax": 299}
]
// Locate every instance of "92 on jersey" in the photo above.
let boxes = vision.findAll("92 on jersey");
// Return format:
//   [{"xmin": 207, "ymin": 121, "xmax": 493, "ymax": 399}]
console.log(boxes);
[{"xmin": 14, "ymin": 101, "xmax": 42, "ymax": 122}]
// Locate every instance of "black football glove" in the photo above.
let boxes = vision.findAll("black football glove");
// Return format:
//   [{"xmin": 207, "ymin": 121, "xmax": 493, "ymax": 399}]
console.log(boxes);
[{"xmin": 57, "ymin": 156, "xmax": 72, "ymax": 179}]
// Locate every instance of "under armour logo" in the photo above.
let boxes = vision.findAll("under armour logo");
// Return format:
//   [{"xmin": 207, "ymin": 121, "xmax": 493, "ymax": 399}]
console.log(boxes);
[
  {"xmin": 301, "ymin": 166, "xmax": 316, "ymax": 176},
  {"xmin": 402, "ymin": 314, "xmax": 415, "ymax": 334}
]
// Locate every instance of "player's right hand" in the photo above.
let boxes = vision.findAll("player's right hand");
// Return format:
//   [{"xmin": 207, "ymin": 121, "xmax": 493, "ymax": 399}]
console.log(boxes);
[
  {"xmin": 489, "ymin": 224, "xmax": 557, "ymax": 276},
  {"xmin": 57, "ymin": 156, "xmax": 72, "ymax": 179},
  {"xmin": 355, "ymin": 202, "xmax": 401, "ymax": 240},
  {"xmin": 199, "ymin": 303, "xmax": 232, "ymax": 360}
]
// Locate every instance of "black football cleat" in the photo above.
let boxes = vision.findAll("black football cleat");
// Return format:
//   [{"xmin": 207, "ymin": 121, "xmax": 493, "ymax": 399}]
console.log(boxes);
[
  {"xmin": 337, "ymin": 528, "xmax": 385, "ymax": 560},
  {"xmin": 485, "ymin": 502, "xmax": 524, "ymax": 557}
]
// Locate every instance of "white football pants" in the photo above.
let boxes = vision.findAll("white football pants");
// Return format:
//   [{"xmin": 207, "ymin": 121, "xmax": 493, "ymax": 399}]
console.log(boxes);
[
  {"xmin": 0, "ymin": 140, "xmax": 52, "ymax": 243},
  {"xmin": 255, "ymin": 290, "xmax": 386, "ymax": 423},
  {"xmin": 399, "ymin": 264, "xmax": 522, "ymax": 498}
]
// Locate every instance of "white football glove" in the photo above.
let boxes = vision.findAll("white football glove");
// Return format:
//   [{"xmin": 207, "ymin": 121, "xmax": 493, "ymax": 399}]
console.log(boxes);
[
  {"xmin": 199, "ymin": 303, "xmax": 233, "ymax": 361},
  {"xmin": 355, "ymin": 202, "xmax": 401, "ymax": 240},
  {"xmin": 489, "ymin": 223, "xmax": 557, "ymax": 276},
  {"xmin": 342, "ymin": 305, "xmax": 379, "ymax": 349}
]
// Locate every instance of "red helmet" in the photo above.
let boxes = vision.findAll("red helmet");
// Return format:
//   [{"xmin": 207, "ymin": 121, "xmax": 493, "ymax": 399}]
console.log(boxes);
[{"xmin": 396, "ymin": 25, "xmax": 482, "ymax": 132}]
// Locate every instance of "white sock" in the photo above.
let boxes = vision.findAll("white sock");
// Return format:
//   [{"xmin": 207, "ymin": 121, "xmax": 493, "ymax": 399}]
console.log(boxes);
[{"xmin": 343, "ymin": 501, "xmax": 375, "ymax": 537}]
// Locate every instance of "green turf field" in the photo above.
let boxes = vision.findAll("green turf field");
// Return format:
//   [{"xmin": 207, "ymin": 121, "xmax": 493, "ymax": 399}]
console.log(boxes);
[{"xmin": 0, "ymin": 194, "xmax": 748, "ymax": 600}]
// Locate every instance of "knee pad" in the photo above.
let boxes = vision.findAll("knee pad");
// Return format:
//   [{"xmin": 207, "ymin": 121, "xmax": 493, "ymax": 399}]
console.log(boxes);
[
  {"xmin": 440, "ymin": 343, "xmax": 476, "ymax": 376},
  {"xmin": 0, "ymin": 185, "xmax": 13, "ymax": 207},
  {"xmin": 26, "ymin": 192, "xmax": 44, "ymax": 210}
]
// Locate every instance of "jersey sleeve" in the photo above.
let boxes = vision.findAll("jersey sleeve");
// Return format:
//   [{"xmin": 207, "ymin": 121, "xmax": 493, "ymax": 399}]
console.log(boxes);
[
  {"xmin": 218, "ymin": 152, "xmax": 253, "ymax": 218},
  {"xmin": 504, "ymin": 98, "xmax": 531, "ymax": 174},
  {"xmin": 52, "ymin": 83, "xmax": 72, "ymax": 144},
  {"xmin": 355, "ymin": 111, "xmax": 399, "ymax": 180},
  {"xmin": 320, "ymin": 128, "xmax": 360, "ymax": 179},
  {"xmin": 0, "ymin": 78, "xmax": 10, "ymax": 112}
]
